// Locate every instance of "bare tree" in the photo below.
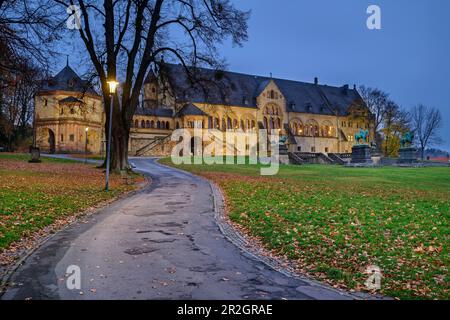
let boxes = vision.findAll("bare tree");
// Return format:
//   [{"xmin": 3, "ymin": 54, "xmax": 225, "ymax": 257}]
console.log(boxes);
[
  {"xmin": 411, "ymin": 104, "xmax": 442, "ymax": 160},
  {"xmin": 0, "ymin": 0, "xmax": 64, "ymax": 149},
  {"xmin": 0, "ymin": 59, "xmax": 42, "ymax": 151},
  {"xmin": 358, "ymin": 86, "xmax": 389, "ymax": 133},
  {"xmin": 51, "ymin": 0, "xmax": 249, "ymax": 170},
  {"xmin": 0, "ymin": 0, "xmax": 62, "ymax": 70}
]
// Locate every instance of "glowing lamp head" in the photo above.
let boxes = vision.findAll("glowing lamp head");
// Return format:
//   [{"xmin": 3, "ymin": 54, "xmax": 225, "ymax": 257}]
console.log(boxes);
[
  {"xmin": 107, "ymin": 80, "xmax": 119, "ymax": 94},
  {"xmin": 85, "ymin": 127, "xmax": 89, "ymax": 132}
]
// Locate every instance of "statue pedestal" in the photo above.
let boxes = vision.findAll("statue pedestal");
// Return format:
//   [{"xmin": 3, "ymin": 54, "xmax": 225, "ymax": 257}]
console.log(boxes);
[
  {"xmin": 278, "ymin": 144, "xmax": 290, "ymax": 165},
  {"xmin": 398, "ymin": 147, "xmax": 418, "ymax": 164},
  {"xmin": 351, "ymin": 144, "xmax": 373, "ymax": 164}
]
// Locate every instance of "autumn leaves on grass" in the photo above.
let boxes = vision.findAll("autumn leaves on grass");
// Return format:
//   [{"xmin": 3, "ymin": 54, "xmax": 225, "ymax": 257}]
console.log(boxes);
[
  {"xmin": 0, "ymin": 155, "xmax": 144, "ymax": 266},
  {"xmin": 166, "ymin": 163, "xmax": 449, "ymax": 300}
]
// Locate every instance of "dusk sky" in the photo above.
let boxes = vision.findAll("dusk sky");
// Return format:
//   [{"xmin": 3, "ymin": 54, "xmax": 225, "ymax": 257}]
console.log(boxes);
[{"xmin": 57, "ymin": 0, "xmax": 450, "ymax": 151}]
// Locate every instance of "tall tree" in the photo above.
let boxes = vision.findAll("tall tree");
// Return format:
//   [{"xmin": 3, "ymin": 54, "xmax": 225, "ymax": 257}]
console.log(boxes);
[
  {"xmin": 0, "ymin": 60, "xmax": 42, "ymax": 151},
  {"xmin": 0, "ymin": 0, "xmax": 61, "ymax": 70},
  {"xmin": 0, "ymin": 0, "xmax": 58, "ymax": 149},
  {"xmin": 358, "ymin": 86, "xmax": 391, "ymax": 149},
  {"xmin": 53, "ymin": 0, "xmax": 249, "ymax": 170},
  {"xmin": 381, "ymin": 101, "xmax": 411, "ymax": 157},
  {"xmin": 411, "ymin": 104, "xmax": 442, "ymax": 160}
]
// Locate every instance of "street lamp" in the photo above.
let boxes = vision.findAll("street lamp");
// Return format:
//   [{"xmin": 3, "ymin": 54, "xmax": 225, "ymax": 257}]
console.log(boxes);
[
  {"xmin": 84, "ymin": 127, "xmax": 89, "ymax": 164},
  {"xmin": 105, "ymin": 79, "xmax": 119, "ymax": 191}
]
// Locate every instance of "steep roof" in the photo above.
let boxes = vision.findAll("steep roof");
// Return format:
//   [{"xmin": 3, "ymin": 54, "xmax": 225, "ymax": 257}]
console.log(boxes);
[
  {"xmin": 176, "ymin": 103, "xmax": 207, "ymax": 116},
  {"xmin": 40, "ymin": 65, "xmax": 99, "ymax": 96},
  {"xmin": 59, "ymin": 96, "xmax": 83, "ymax": 104},
  {"xmin": 158, "ymin": 63, "xmax": 366, "ymax": 116},
  {"xmin": 135, "ymin": 107, "xmax": 174, "ymax": 117}
]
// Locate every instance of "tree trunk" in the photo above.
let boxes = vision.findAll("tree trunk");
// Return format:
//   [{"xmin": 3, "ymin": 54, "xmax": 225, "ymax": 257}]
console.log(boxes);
[
  {"xmin": 100, "ymin": 94, "xmax": 131, "ymax": 172},
  {"xmin": 111, "ymin": 125, "xmax": 130, "ymax": 171},
  {"xmin": 101, "ymin": 122, "xmax": 131, "ymax": 172}
]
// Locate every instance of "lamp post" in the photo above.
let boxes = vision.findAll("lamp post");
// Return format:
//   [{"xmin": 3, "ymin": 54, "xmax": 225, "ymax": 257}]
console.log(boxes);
[
  {"xmin": 84, "ymin": 127, "xmax": 89, "ymax": 164},
  {"xmin": 105, "ymin": 79, "xmax": 119, "ymax": 191}
]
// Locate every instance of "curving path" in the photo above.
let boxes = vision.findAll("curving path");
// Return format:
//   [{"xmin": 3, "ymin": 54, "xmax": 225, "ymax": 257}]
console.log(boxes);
[{"xmin": 1, "ymin": 158, "xmax": 353, "ymax": 300}]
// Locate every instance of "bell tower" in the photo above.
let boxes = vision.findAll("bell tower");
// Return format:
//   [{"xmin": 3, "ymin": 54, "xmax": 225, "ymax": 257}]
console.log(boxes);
[{"xmin": 143, "ymin": 69, "xmax": 158, "ymax": 109}]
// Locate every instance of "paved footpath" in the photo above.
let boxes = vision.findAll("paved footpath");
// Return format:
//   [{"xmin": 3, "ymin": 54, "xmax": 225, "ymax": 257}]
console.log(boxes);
[{"xmin": 1, "ymin": 158, "xmax": 353, "ymax": 300}]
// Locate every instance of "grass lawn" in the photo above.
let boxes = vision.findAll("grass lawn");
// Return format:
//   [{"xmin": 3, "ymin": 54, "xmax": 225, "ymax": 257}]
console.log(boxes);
[
  {"xmin": 160, "ymin": 157, "xmax": 450, "ymax": 300},
  {"xmin": 0, "ymin": 153, "xmax": 145, "ymax": 259}
]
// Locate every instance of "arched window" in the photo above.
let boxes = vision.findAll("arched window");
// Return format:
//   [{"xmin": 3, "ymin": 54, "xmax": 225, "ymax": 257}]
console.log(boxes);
[
  {"xmin": 240, "ymin": 120, "xmax": 245, "ymax": 131},
  {"xmin": 141, "ymin": 120, "xmax": 145, "ymax": 128},
  {"xmin": 207, "ymin": 117, "xmax": 212, "ymax": 129},
  {"xmin": 150, "ymin": 120, "xmax": 155, "ymax": 128},
  {"xmin": 277, "ymin": 118, "xmax": 281, "ymax": 129},
  {"xmin": 270, "ymin": 90, "xmax": 275, "ymax": 99},
  {"xmin": 134, "ymin": 120, "xmax": 138, "ymax": 128},
  {"xmin": 263, "ymin": 117, "xmax": 268, "ymax": 130},
  {"xmin": 166, "ymin": 121, "xmax": 170, "ymax": 130},
  {"xmin": 157, "ymin": 121, "xmax": 161, "ymax": 129},
  {"xmin": 146, "ymin": 120, "xmax": 150, "ymax": 128},
  {"xmin": 215, "ymin": 117, "xmax": 219, "ymax": 129},
  {"xmin": 227, "ymin": 118, "xmax": 232, "ymax": 130},
  {"xmin": 176, "ymin": 122, "xmax": 180, "ymax": 129},
  {"xmin": 290, "ymin": 120, "xmax": 303, "ymax": 135},
  {"xmin": 305, "ymin": 119, "xmax": 319, "ymax": 136},
  {"xmin": 321, "ymin": 121, "xmax": 335, "ymax": 137},
  {"xmin": 233, "ymin": 119, "xmax": 238, "ymax": 130}
]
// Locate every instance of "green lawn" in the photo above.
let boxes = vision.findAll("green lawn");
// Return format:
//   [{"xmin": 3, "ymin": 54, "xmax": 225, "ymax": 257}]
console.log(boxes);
[{"xmin": 160, "ymin": 157, "xmax": 450, "ymax": 300}]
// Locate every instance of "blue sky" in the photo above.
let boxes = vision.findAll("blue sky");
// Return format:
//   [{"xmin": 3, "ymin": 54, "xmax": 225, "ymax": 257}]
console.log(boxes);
[{"xmin": 57, "ymin": 0, "xmax": 450, "ymax": 151}]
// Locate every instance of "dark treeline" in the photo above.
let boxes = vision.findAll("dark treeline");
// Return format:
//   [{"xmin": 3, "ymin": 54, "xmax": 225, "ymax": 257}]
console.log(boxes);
[
  {"xmin": 359, "ymin": 86, "xmax": 442, "ymax": 159},
  {"xmin": 0, "ymin": 0, "xmax": 59, "ymax": 151}
]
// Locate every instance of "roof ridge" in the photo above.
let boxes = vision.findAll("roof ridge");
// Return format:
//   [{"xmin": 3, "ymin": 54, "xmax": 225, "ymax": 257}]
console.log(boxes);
[{"xmin": 163, "ymin": 62, "xmax": 350, "ymax": 90}]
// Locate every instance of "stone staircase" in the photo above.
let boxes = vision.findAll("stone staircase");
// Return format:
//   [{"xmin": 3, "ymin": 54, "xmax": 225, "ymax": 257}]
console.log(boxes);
[
  {"xmin": 288, "ymin": 152, "xmax": 304, "ymax": 165},
  {"xmin": 288, "ymin": 152, "xmax": 337, "ymax": 165},
  {"xmin": 327, "ymin": 153, "xmax": 350, "ymax": 165},
  {"xmin": 134, "ymin": 134, "xmax": 172, "ymax": 156}
]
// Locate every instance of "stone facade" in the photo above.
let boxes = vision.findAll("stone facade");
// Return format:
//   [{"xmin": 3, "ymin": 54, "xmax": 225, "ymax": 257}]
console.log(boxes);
[
  {"xmin": 35, "ymin": 63, "xmax": 375, "ymax": 157},
  {"xmin": 35, "ymin": 91, "xmax": 104, "ymax": 154}
]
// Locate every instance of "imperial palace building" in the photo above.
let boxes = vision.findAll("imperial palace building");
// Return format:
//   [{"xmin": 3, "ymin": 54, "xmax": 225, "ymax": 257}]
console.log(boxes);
[{"xmin": 34, "ymin": 62, "xmax": 375, "ymax": 163}]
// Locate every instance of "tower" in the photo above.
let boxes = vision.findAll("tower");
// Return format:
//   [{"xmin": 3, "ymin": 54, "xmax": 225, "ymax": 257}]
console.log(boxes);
[{"xmin": 34, "ymin": 63, "xmax": 104, "ymax": 154}]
